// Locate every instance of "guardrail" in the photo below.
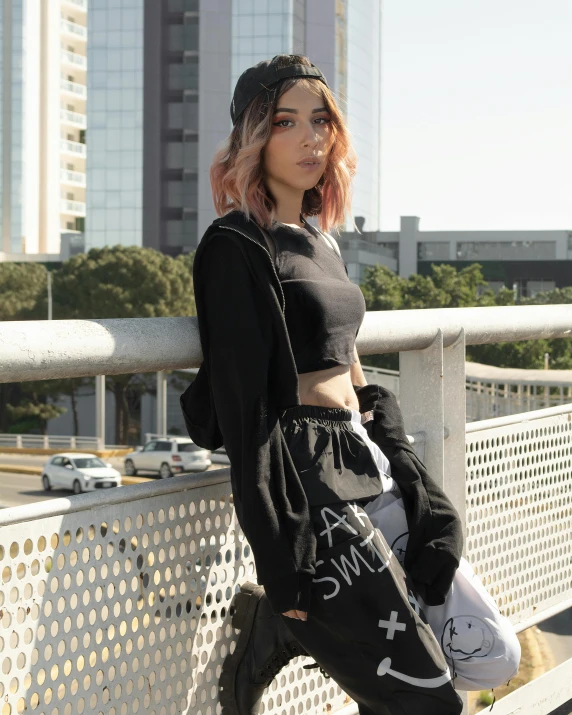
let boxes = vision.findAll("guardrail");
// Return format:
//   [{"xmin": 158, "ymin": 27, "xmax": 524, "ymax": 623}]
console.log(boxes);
[
  {"xmin": 0, "ymin": 434, "xmax": 128, "ymax": 451},
  {"xmin": 0, "ymin": 305, "xmax": 571, "ymax": 714}
]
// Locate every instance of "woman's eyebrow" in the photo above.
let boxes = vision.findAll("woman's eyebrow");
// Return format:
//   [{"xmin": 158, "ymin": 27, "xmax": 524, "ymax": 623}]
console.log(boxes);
[{"xmin": 273, "ymin": 106, "xmax": 328, "ymax": 114}]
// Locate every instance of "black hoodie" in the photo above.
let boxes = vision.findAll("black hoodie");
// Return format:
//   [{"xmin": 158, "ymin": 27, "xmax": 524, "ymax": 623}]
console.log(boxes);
[{"xmin": 180, "ymin": 210, "xmax": 463, "ymax": 615}]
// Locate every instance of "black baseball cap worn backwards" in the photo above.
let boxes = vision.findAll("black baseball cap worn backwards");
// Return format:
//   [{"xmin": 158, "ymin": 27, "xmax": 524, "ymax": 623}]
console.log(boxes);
[{"xmin": 230, "ymin": 54, "xmax": 330, "ymax": 126}]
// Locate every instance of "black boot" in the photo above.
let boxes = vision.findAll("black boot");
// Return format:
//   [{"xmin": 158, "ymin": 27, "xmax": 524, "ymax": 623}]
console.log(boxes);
[{"xmin": 219, "ymin": 581, "xmax": 327, "ymax": 715}]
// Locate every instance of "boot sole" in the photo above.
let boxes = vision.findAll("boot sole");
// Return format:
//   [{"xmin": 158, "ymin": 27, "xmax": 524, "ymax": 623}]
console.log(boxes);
[{"xmin": 219, "ymin": 581, "xmax": 266, "ymax": 714}]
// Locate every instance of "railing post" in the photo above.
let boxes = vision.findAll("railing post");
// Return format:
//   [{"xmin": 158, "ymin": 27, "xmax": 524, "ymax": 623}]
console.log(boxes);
[
  {"xmin": 16, "ymin": 435, "xmax": 22, "ymax": 449},
  {"xmin": 157, "ymin": 371, "xmax": 167, "ymax": 437},
  {"xmin": 400, "ymin": 329, "xmax": 469, "ymax": 714},
  {"xmin": 442, "ymin": 328, "xmax": 467, "ymax": 551},
  {"xmin": 399, "ymin": 329, "xmax": 444, "ymax": 485},
  {"xmin": 95, "ymin": 375, "xmax": 105, "ymax": 451}
]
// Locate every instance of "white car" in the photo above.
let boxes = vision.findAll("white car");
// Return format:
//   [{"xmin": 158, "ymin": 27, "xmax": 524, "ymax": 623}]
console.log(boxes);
[
  {"xmin": 42, "ymin": 453, "xmax": 122, "ymax": 494},
  {"xmin": 209, "ymin": 446, "xmax": 230, "ymax": 465},
  {"xmin": 123, "ymin": 438, "xmax": 211, "ymax": 479}
]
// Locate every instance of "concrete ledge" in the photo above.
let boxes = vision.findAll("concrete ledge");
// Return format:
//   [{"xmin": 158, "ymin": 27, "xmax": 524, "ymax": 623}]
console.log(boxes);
[
  {"xmin": 121, "ymin": 476, "xmax": 153, "ymax": 485},
  {"xmin": 0, "ymin": 464, "xmax": 154, "ymax": 487},
  {"xmin": 0, "ymin": 464, "xmax": 42, "ymax": 475},
  {"xmin": 0, "ymin": 447, "xmax": 132, "ymax": 457}
]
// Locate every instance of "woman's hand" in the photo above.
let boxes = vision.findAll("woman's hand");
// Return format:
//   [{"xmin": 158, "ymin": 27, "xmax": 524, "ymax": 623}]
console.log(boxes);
[{"xmin": 282, "ymin": 609, "xmax": 308, "ymax": 621}]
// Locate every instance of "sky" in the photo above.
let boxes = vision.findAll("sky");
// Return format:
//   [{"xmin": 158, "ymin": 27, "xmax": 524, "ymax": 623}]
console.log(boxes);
[{"xmin": 380, "ymin": 0, "xmax": 571, "ymax": 232}]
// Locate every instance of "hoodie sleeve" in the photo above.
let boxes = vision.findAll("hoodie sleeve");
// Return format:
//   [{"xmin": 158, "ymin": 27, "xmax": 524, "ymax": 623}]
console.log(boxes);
[
  {"xmin": 352, "ymin": 383, "xmax": 463, "ymax": 605},
  {"xmin": 197, "ymin": 233, "xmax": 317, "ymax": 615}
]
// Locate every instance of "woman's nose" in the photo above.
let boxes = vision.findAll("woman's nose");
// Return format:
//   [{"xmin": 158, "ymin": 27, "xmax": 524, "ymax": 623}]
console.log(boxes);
[{"xmin": 300, "ymin": 123, "xmax": 320, "ymax": 145}]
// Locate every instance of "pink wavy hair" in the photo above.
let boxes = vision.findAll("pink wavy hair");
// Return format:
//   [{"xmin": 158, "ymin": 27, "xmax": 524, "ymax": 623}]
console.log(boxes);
[{"xmin": 210, "ymin": 55, "xmax": 358, "ymax": 235}]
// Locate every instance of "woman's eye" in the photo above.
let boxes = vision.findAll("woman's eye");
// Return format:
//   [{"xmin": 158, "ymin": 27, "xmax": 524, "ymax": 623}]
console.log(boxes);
[{"xmin": 273, "ymin": 117, "xmax": 331, "ymax": 128}]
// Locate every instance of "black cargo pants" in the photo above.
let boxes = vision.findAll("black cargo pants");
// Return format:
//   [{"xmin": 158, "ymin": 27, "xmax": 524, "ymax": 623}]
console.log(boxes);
[{"xmin": 278, "ymin": 404, "xmax": 463, "ymax": 715}]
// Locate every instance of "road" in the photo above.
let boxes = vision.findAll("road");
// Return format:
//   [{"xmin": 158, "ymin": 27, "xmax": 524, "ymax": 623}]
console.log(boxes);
[{"xmin": 0, "ymin": 454, "xmax": 226, "ymax": 509}]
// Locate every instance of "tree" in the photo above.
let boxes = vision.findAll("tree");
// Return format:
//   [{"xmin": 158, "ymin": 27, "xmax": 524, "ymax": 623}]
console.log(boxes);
[
  {"xmin": 0, "ymin": 262, "xmax": 49, "ymax": 321},
  {"xmin": 5, "ymin": 381, "xmax": 66, "ymax": 435},
  {"xmin": 356, "ymin": 261, "xmax": 572, "ymax": 372},
  {"xmin": 51, "ymin": 245, "xmax": 196, "ymax": 443},
  {"xmin": 359, "ymin": 262, "xmax": 497, "ymax": 369}
]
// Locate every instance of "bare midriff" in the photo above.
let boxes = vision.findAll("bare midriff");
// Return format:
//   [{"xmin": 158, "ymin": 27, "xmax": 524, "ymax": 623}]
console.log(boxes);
[{"xmin": 297, "ymin": 363, "xmax": 360, "ymax": 412}]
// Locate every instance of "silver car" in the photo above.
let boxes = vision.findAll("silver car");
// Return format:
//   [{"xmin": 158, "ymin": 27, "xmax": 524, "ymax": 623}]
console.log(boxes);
[
  {"xmin": 42, "ymin": 453, "xmax": 122, "ymax": 494},
  {"xmin": 123, "ymin": 438, "xmax": 211, "ymax": 479}
]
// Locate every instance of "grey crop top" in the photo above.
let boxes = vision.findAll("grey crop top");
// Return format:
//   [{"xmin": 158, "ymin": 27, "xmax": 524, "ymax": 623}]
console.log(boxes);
[{"xmin": 266, "ymin": 219, "xmax": 366, "ymax": 375}]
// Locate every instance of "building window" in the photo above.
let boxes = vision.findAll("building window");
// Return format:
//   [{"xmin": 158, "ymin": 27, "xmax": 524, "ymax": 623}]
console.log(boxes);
[
  {"xmin": 167, "ymin": 181, "xmax": 183, "ymax": 208},
  {"xmin": 417, "ymin": 242, "xmax": 450, "ymax": 261},
  {"xmin": 168, "ymin": 102, "xmax": 183, "ymax": 129},
  {"xmin": 456, "ymin": 241, "xmax": 556, "ymax": 261},
  {"xmin": 166, "ymin": 142, "xmax": 183, "ymax": 169},
  {"xmin": 526, "ymin": 280, "xmax": 556, "ymax": 298},
  {"xmin": 183, "ymin": 16, "xmax": 199, "ymax": 51},
  {"xmin": 166, "ymin": 220, "xmax": 183, "ymax": 247}
]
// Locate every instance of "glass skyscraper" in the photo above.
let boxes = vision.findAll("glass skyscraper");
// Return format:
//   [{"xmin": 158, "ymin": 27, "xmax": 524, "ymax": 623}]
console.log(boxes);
[{"xmin": 85, "ymin": 0, "xmax": 144, "ymax": 250}]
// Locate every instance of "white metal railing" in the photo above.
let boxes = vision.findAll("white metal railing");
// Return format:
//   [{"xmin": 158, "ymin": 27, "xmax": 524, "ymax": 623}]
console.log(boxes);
[
  {"xmin": 60, "ymin": 78, "xmax": 87, "ymax": 98},
  {"xmin": 60, "ymin": 198, "xmax": 86, "ymax": 215},
  {"xmin": 60, "ymin": 18, "xmax": 87, "ymax": 40},
  {"xmin": 60, "ymin": 138, "xmax": 86, "ymax": 157},
  {"xmin": 466, "ymin": 375, "xmax": 572, "ymax": 421},
  {"xmin": 60, "ymin": 168, "xmax": 86, "ymax": 186},
  {"xmin": 61, "ymin": 49, "xmax": 87, "ymax": 70},
  {"xmin": 364, "ymin": 363, "xmax": 572, "ymax": 421},
  {"xmin": 0, "ymin": 434, "xmax": 128, "ymax": 451},
  {"xmin": 1, "ymin": 305, "xmax": 572, "ymax": 715},
  {"xmin": 0, "ymin": 433, "xmax": 99, "ymax": 450},
  {"xmin": 60, "ymin": 107, "xmax": 87, "ymax": 128}
]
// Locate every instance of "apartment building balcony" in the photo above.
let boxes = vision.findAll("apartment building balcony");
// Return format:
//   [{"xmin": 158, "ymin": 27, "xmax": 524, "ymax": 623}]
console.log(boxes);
[
  {"xmin": 61, "ymin": 198, "xmax": 86, "ymax": 215},
  {"xmin": 61, "ymin": 0, "xmax": 88, "ymax": 12},
  {"xmin": 60, "ymin": 168, "xmax": 86, "ymax": 187},
  {"xmin": 60, "ymin": 138, "xmax": 86, "ymax": 157},
  {"xmin": 60, "ymin": 78, "xmax": 87, "ymax": 99},
  {"xmin": 61, "ymin": 49, "xmax": 87, "ymax": 71},
  {"xmin": 60, "ymin": 18, "xmax": 87, "ymax": 41},
  {"xmin": 60, "ymin": 108, "xmax": 86, "ymax": 129}
]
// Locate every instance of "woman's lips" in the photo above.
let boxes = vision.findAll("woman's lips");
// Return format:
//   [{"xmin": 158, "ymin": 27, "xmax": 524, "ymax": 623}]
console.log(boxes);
[{"xmin": 296, "ymin": 162, "xmax": 321, "ymax": 171}]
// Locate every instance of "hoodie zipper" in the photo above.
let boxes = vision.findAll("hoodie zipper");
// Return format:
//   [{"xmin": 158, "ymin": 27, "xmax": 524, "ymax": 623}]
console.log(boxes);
[{"xmin": 215, "ymin": 223, "xmax": 286, "ymax": 315}]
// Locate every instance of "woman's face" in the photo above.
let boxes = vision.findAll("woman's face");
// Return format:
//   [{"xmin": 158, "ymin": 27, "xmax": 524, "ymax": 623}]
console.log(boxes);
[{"xmin": 262, "ymin": 82, "xmax": 333, "ymax": 195}]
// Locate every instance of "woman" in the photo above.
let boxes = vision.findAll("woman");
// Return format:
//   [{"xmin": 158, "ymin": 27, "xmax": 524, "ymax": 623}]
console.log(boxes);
[{"xmin": 183, "ymin": 54, "xmax": 520, "ymax": 715}]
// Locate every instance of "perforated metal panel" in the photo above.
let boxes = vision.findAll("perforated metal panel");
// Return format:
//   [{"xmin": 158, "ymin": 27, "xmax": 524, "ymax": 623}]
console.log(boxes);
[
  {"xmin": 465, "ymin": 408, "xmax": 572, "ymax": 628},
  {"xmin": 0, "ymin": 479, "xmax": 352, "ymax": 715}
]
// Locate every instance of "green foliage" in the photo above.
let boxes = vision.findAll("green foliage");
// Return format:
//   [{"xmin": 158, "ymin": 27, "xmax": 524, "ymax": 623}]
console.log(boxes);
[
  {"xmin": 52, "ymin": 245, "xmax": 195, "ymax": 319},
  {"xmin": 522, "ymin": 285, "xmax": 572, "ymax": 306},
  {"xmin": 477, "ymin": 690, "xmax": 495, "ymax": 706},
  {"xmin": 360, "ymin": 264, "xmax": 403, "ymax": 311},
  {"xmin": 0, "ymin": 263, "xmax": 49, "ymax": 320},
  {"xmin": 359, "ymin": 261, "xmax": 572, "ymax": 372},
  {"xmin": 6, "ymin": 400, "xmax": 66, "ymax": 424}
]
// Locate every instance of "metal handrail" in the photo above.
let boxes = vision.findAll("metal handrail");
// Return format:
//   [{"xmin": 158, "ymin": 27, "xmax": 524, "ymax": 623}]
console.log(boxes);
[{"xmin": 1, "ymin": 305, "xmax": 571, "ymax": 384}]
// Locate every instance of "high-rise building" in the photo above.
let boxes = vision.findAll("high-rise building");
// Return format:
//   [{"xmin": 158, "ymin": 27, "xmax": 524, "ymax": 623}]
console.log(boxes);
[
  {"xmin": 0, "ymin": 0, "xmax": 87, "ymax": 257},
  {"xmin": 82, "ymin": 0, "xmax": 382, "ymax": 257},
  {"xmin": 85, "ymin": 0, "xmax": 199, "ymax": 255},
  {"xmin": 85, "ymin": 0, "xmax": 144, "ymax": 251}
]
